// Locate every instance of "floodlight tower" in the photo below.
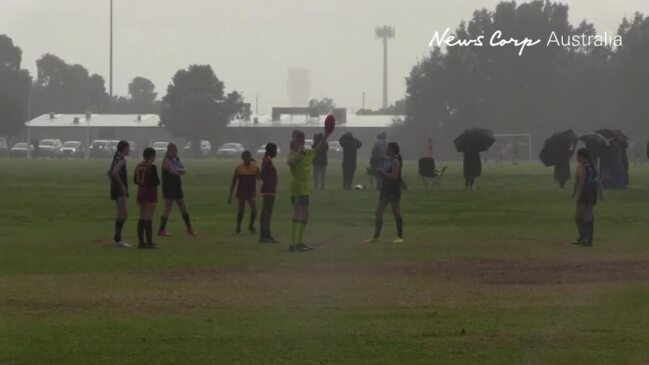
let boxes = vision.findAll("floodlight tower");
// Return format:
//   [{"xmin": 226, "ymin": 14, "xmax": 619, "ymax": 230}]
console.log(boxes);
[
  {"xmin": 109, "ymin": 0, "xmax": 114, "ymax": 105},
  {"xmin": 375, "ymin": 25, "xmax": 395, "ymax": 109}
]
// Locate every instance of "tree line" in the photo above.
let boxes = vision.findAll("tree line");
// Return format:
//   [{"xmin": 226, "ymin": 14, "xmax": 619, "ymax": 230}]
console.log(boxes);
[
  {"xmin": 0, "ymin": 35, "xmax": 245, "ymax": 149},
  {"xmin": 401, "ymin": 0, "xmax": 649, "ymax": 157}
]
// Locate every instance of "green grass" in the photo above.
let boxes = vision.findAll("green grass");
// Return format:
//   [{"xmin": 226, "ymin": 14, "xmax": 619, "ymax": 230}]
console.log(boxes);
[{"xmin": 1, "ymin": 159, "xmax": 648, "ymax": 364}]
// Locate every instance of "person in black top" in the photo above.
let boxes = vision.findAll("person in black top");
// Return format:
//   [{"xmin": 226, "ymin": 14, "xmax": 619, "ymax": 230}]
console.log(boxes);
[
  {"xmin": 107, "ymin": 140, "xmax": 130, "ymax": 248},
  {"xmin": 260, "ymin": 143, "xmax": 279, "ymax": 243},
  {"xmin": 365, "ymin": 142, "xmax": 404, "ymax": 244},
  {"xmin": 158, "ymin": 143, "xmax": 196, "ymax": 237},
  {"xmin": 340, "ymin": 132, "xmax": 362, "ymax": 189},
  {"xmin": 312, "ymin": 133, "xmax": 329, "ymax": 190},
  {"xmin": 572, "ymin": 148, "xmax": 603, "ymax": 247},
  {"xmin": 463, "ymin": 151, "xmax": 482, "ymax": 190}
]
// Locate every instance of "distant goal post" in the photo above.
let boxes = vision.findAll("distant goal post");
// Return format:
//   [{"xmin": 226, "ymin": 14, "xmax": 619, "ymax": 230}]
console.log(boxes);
[{"xmin": 492, "ymin": 133, "xmax": 533, "ymax": 161}]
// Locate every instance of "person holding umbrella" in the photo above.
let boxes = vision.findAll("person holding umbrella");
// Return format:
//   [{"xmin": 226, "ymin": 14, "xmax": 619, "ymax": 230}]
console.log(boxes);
[
  {"xmin": 540, "ymin": 130, "xmax": 577, "ymax": 190},
  {"xmin": 455, "ymin": 128, "xmax": 494, "ymax": 191},
  {"xmin": 463, "ymin": 151, "xmax": 481, "ymax": 190}
]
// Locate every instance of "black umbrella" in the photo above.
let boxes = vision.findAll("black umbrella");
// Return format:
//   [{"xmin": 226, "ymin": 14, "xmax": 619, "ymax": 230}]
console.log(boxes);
[
  {"xmin": 596, "ymin": 129, "xmax": 628, "ymax": 149},
  {"xmin": 539, "ymin": 129, "xmax": 577, "ymax": 166},
  {"xmin": 454, "ymin": 128, "xmax": 495, "ymax": 153},
  {"xmin": 579, "ymin": 132, "xmax": 609, "ymax": 155},
  {"xmin": 595, "ymin": 129, "xmax": 624, "ymax": 142}
]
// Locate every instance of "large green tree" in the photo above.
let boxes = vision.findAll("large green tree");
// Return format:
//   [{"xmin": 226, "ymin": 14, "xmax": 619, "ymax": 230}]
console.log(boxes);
[
  {"xmin": 160, "ymin": 65, "xmax": 244, "ymax": 154},
  {"xmin": 402, "ymin": 0, "xmax": 641, "ymax": 157},
  {"xmin": 31, "ymin": 54, "xmax": 109, "ymax": 115},
  {"xmin": 0, "ymin": 35, "xmax": 31, "ymax": 137}
]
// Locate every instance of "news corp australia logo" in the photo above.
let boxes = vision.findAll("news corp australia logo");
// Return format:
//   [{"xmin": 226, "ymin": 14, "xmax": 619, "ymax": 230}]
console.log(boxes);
[{"xmin": 429, "ymin": 28, "xmax": 623, "ymax": 56}]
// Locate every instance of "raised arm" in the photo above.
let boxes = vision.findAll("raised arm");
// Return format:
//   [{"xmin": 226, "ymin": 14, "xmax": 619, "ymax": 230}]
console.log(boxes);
[{"xmin": 313, "ymin": 131, "xmax": 332, "ymax": 152}]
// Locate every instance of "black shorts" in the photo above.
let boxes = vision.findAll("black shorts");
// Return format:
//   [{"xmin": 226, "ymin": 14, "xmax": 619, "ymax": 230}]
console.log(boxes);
[
  {"xmin": 110, "ymin": 184, "xmax": 128, "ymax": 201},
  {"xmin": 291, "ymin": 195, "xmax": 310, "ymax": 207},
  {"xmin": 162, "ymin": 183, "xmax": 184, "ymax": 200},
  {"xmin": 379, "ymin": 181, "xmax": 401, "ymax": 202},
  {"xmin": 578, "ymin": 191, "xmax": 598, "ymax": 206}
]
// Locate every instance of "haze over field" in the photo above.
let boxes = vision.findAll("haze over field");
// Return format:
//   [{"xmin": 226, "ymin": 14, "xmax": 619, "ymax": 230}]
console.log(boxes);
[{"xmin": 2, "ymin": 0, "xmax": 648, "ymax": 110}]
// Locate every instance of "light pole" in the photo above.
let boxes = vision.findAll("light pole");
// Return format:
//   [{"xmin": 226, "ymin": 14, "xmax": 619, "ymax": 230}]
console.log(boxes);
[
  {"xmin": 375, "ymin": 26, "xmax": 395, "ymax": 110},
  {"xmin": 25, "ymin": 87, "xmax": 31, "ymax": 159},
  {"xmin": 109, "ymin": 0, "xmax": 114, "ymax": 110}
]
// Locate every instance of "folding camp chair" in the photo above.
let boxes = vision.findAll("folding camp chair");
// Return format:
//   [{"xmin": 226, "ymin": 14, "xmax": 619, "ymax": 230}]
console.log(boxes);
[{"xmin": 418, "ymin": 157, "xmax": 447, "ymax": 188}]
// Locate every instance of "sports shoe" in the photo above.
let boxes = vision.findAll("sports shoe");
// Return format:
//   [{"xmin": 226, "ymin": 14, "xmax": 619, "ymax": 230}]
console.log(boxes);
[
  {"xmin": 297, "ymin": 243, "xmax": 313, "ymax": 251},
  {"xmin": 187, "ymin": 229, "xmax": 197, "ymax": 237},
  {"xmin": 572, "ymin": 239, "xmax": 584, "ymax": 245},
  {"xmin": 158, "ymin": 230, "xmax": 172, "ymax": 237},
  {"xmin": 113, "ymin": 241, "xmax": 131, "ymax": 248},
  {"xmin": 235, "ymin": 226, "xmax": 241, "ymax": 234},
  {"xmin": 363, "ymin": 238, "xmax": 379, "ymax": 244},
  {"xmin": 289, "ymin": 243, "xmax": 313, "ymax": 252},
  {"xmin": 138, "ymin": 242, "xmax": 160, "ymax": 249},
  {"xmin": 392, "ymin": 238, "xmax": 405, "ymax": 244},
  {"xmin": 579, "ymin": 241, "xmax": 593, "ymax": 247}
]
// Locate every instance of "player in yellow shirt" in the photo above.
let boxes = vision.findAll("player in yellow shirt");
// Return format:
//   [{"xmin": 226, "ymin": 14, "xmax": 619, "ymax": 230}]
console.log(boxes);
[{"xmin": 287, "ymin": 129, "xmax": 331, "ymax": 252}]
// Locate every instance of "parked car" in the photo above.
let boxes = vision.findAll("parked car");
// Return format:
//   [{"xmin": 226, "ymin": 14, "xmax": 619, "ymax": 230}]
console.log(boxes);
[
  {"xmin": 89, "ymin": 140, "xmax": 109, "ymax": 158},
  {"xmin": 38, "ymin": 139, "xmax": 63, "ymax": 157},
  {"xmin": 184, "ymin": 140, "xmax": 212, "ymax": 156},
  {"xmin": 328, "ymin": 141, "xmax": 343, "ymax": 155},
  {"xmin": 10, "ymin": 142, "xmax": 34, "ymax": 158},
  {"xmin": 0, "ymin": 138, "xmax": 8, "ymax": 157},
  {"xmin": 61, "ymin": 141, "xmax": 84, "ymax": 158},
  {"xmin": 152, "ymin": 141, "xmax": 169, "ymax": 155},
  {"xmin": 256, "ymin": 144, "xmax": 281, "ymax": 157},
  {"xmin": 216, "ymin": 143, "xmax": 245, "ymax": 158},
  {"xmin": 106, "ymin": 140, "xmax": 121, "ymax": 153}
]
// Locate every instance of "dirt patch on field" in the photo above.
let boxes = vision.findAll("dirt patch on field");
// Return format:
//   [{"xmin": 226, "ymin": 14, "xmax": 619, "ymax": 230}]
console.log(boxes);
[{"xmin": 160, "ymin": 258, "xmax": 649, "ymax": 286}]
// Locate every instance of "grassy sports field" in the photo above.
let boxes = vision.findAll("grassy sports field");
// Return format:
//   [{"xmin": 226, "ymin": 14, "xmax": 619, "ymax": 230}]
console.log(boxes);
[{"xmin": 1, "ymin": 158, "xmax": 648, "ymax": 364}]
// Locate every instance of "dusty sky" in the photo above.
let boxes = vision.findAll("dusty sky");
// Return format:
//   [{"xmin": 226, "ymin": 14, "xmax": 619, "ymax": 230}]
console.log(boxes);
[{"xmin": 1, "ymin": 0, "xmax": 647, "ymax": 111}]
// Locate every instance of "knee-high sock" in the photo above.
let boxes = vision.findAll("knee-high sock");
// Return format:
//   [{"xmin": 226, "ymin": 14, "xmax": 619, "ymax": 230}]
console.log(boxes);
[
  {"xmin": 137, "ymin": 219, "xmax": 145, "ymax": 244},
  {"xmin": 396, "ymin": 217, "xmax": 403, "ymax": 238},
  {"xmin": 575, "ymin": 218, "xmax": 585, "ymax": 241},
  {"xmin": 181, "ymin": 212, "xmax": 192, "ymax": 229},
  {"xmin": 159, "ymin": 215, "xmax": 168, "ymax": 232},
  {"xmin": 145, "ymin": 220, "xmax": 153, "ymax": 244},
  {"xmin": 249, "ymin": 209, "xmax": 257, "ymax": 229},
  {"xmin": 373, "ymin": 216, "xmax": 383, "ymax": 239},
  {"xmin": 296, "ymin": 221, "xmax": 307, "ymax": 244},
  {"xmin": 236, "ymin": 211, "xmax": 244, "ymax": 229},
  {"xmin": 114, "ymin": 219, "xmax": 125, "ymax": 242},
  {"xmin": 585, "ymin": 218, "xmax": 594, "ymax": 244},
  {"xmin": 291, "ymin": 220, "xmax": 300, "ymax": 245}
]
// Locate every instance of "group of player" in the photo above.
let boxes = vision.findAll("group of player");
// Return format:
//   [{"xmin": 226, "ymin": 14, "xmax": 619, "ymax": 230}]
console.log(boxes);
[
  {"xmin": 107, "ymin": 126, "xmax": 406, "ymax": 251},
  {"xmin": 108, "ymin": 141, "xmax": 195, "ymax": 249},
  {"xmin": 106, "ymin": 124, "xmax": 601, "ymax": 250}
]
